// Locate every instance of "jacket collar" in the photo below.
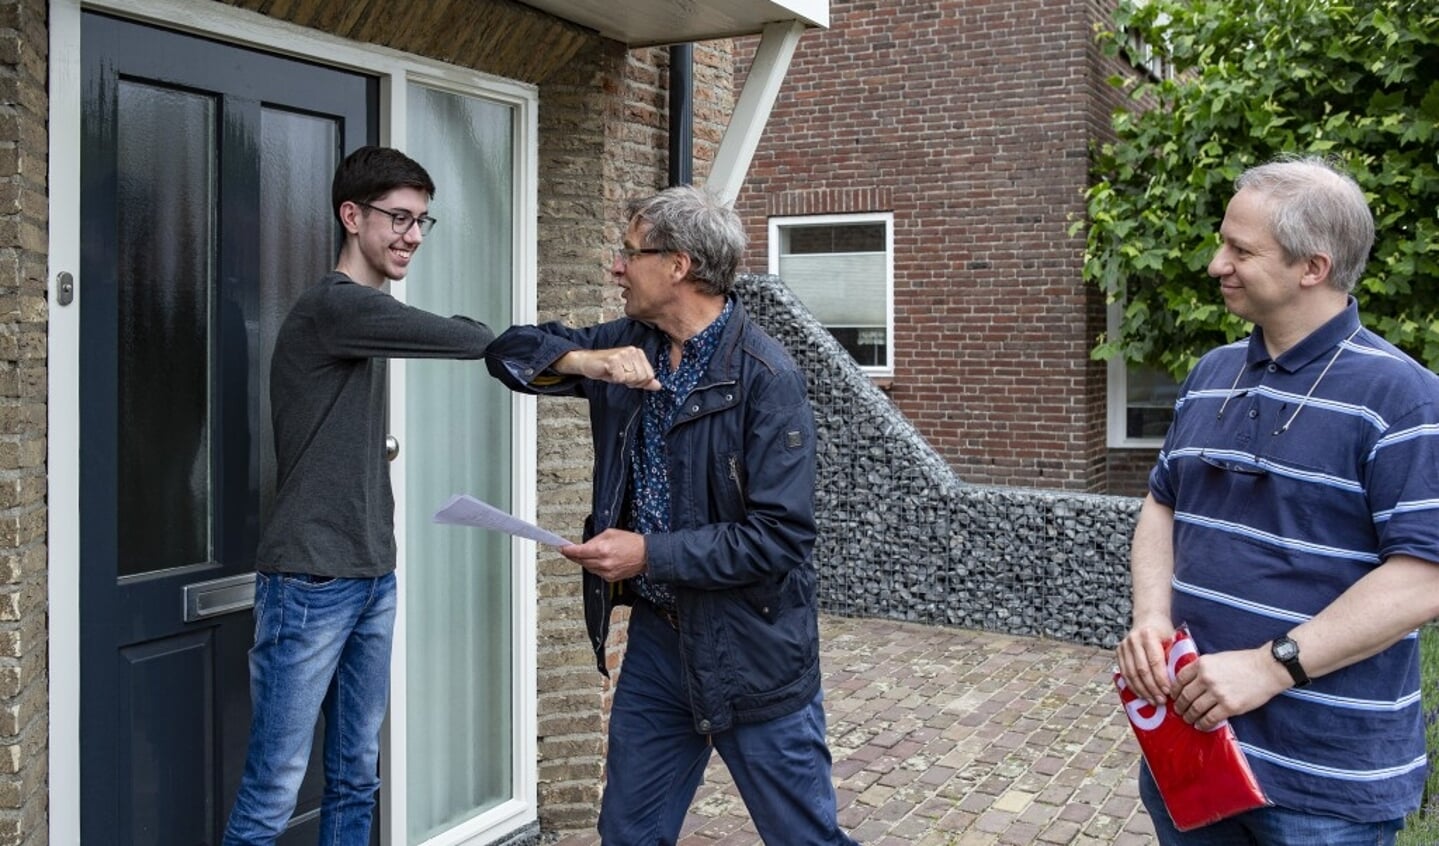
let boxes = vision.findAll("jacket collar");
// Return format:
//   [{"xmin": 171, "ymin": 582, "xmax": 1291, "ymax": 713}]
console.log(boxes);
[
  {"xmin": 637, "ymin": 296, "xmax": 749, "ymax": 384},
  {"xmin": 706, "ymin": 296, "xmax": 747, "ymax": 382}
]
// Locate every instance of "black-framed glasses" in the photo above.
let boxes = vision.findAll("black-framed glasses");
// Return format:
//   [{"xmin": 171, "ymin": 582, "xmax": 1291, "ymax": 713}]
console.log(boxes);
[
  {"xmin": 1199, "ymin": 450, "xmax": 1269, "ymax": 477},
  {"xmin": 359, "ymin": 202, "xmax": 437, "ymax": 235},
  {"xmin": 615, "ymin": 246, "xmax": 668, "ymax": 264}
]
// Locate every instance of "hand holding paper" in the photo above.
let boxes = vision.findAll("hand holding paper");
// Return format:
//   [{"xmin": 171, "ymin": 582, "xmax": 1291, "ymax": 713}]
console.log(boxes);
[
  {"xmin": 559, "ymin": 528, "xmax": 647, "ymax": 582},
  {"xmin": 433, "ymin": 494, "xmax": 575, "ymax": 547}
]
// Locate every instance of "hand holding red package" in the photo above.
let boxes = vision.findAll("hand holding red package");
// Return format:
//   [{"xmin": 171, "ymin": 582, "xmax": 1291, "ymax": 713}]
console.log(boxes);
[{"xmin": 1114, "ymin": 624, "xmax": 1269, "ymax": 831}]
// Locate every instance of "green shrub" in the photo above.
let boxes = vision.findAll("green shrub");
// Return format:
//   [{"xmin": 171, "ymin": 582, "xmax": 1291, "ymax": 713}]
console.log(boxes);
[
  {"xmin": 1400, "ymin": 624, "xmax": 1439, "ymax": 845},
  {"xmin": 1083, "ymin": 0, "xmax": 1439, "ymax": 380}
]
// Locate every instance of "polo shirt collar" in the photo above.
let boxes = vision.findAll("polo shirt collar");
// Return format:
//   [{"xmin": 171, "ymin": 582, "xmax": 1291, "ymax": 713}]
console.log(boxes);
[{"xmin": 1247, "ymin": 297, "xmax": 1361, "ymax": 373}]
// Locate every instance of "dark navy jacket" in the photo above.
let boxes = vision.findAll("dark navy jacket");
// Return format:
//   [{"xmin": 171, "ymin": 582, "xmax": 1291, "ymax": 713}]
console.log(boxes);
[{"xmin": 485, "ymin": 300, "xmax": 821, "ymax": 733}]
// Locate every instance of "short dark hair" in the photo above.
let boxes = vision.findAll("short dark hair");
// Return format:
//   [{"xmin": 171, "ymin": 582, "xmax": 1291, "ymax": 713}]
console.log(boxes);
[{"xmin": 331, "ymin": 146, "xmax": 435, "ymax": 224}]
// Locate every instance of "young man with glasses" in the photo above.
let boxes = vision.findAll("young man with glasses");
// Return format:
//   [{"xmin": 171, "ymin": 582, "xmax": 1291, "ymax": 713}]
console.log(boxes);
[
  {"xmin": 1116, "ymin": 156, "xmax": 1439, "ymax": 845},
  {"xmin": 486, "ymin": 185, "xmax": 858, "ymax": 845},
  {"xmin": 222, "ymin": 146, "xmax": 495, "ymax": 845}
]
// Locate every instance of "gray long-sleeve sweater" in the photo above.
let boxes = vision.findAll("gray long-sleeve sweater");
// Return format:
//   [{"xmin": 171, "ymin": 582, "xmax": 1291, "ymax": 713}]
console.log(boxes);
[{"xmin": 256, "ymin": 271, "xmax": 495, "ymax": 577}]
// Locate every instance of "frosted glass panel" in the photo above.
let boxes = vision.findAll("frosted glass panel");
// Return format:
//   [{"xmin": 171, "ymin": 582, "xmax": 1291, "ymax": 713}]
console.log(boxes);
[
  {"xmin": 778, "ymin": 252, "xmax": 886, "ymax": 326},
  {"xmin": 259, "ymin": 108, "xmax": 340, "ymax": 522},
  {"xmin": 404, "ymin": 83, "xmax": 516, "ymax": 844},
  {"xmin": 116, "ymin": 80, "xmax": 216, "ymax": 576}
]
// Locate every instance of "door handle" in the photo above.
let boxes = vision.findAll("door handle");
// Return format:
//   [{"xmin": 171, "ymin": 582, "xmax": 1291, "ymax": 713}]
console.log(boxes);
[
  {"xmin": 183, "ymin": 573, "xmax": 255, "ymax": 622},
  {"xmin": 386, "ymin": 434, "xmax": 399, "ymax": 462}
]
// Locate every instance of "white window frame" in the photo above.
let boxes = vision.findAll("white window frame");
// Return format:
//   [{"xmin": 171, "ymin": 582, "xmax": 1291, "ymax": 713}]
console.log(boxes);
[
  {"xmin": 1124, "ymin": 28, "xmax": 1174, "ymax": 82},
  {"xmin": 767, "ymin": 212, "xmax": 895, "ymax": 377},
  {"xmin": 388, "ymin": 75, "xmax": 539, "ymax": 846},
  {"xmin": 49, "ymin": 2, "xmax": 540, "ymax": 844},
  {"xmin": 1106, "ymin": 303, "xmax": 1175, "ymax": 449}
]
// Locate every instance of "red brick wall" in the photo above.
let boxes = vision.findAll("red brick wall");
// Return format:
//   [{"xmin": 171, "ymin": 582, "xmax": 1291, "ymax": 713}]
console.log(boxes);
[
  {"xmin": 1088, "ymin": 0, "xmax": 1166, "ymax": 499},
  {"xmin": 1107, "ymin": 448, "xmax": 1158, "ymax": 498},
  {"xmin": 735, "ymin": 0, "xmax": 1151, "ymax": 494}
]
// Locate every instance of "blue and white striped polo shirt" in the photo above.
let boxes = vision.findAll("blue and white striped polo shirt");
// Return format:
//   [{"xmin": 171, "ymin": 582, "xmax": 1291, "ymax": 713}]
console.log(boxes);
[{"xmin": 1150, "ymin": 299, "xmax": 1439, "ymax": 823}]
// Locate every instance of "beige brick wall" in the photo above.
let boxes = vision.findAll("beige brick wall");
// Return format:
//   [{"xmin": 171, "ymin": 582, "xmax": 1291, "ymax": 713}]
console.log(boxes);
[
  {"xmin": 1, "ymin": 0, "xmax": 50, "ymax": 840},
  {"xmin": 533, "ymin": 38, "xmax": 733, "ymax": 834},
  {"xmin": 25, "ymin": 1, "xmax": 737, "ymax": 842}
]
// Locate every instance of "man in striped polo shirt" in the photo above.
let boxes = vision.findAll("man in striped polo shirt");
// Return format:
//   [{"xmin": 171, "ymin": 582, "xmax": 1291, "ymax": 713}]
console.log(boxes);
[{"xmin": 1116, "ymin": 155, "xmax": 1439, "ymax": 845}]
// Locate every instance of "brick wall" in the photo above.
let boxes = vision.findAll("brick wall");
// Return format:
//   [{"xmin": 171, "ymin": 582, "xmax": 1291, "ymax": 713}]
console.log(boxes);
[
  {"xmin": 1106, "ymin": 449, "xmax": 1157, "ymax": 498},
  {"xmin": 527, "ymin": 37, "xmax": 625, "ymax": 831},
  {"xmin": 530, "ymin": 38, "xmax": 733, "ymax": 833},
  {"xmin": 735, "ymin": 0, "xmax": 1153, "ymax": 494},
  {"xmin": 28, "ymin": 1, "xmax": 731, "ymax": 841},
  {"xmin": 1086, "ymin": 0, "xmax": 1165, "ymax": 499},
  {"xmin": 0, "ymin": 0, "xmax": 49, "ymax": 840}
]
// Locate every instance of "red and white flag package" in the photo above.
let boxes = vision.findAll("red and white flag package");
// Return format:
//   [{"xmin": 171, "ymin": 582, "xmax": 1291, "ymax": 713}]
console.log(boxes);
[{"xmin": 1114, "ymin": 625, "xmax": 1269, "ymax": 831}]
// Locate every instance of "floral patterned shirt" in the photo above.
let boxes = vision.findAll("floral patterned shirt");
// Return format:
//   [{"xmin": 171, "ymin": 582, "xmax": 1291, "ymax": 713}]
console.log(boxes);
[{"xmin": 628, "ymin": 297, "xmax": 734, "ymax": 612}]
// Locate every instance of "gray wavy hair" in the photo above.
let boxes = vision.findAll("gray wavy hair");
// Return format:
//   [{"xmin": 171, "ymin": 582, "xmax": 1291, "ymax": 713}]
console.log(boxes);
[
  {"xmin": 1234, "ymin": 155, "xmax": 1375, "ymax": 293},
  {"xmin": 627, "ymin": 185, "xmax": 746, "ymax": 296}
]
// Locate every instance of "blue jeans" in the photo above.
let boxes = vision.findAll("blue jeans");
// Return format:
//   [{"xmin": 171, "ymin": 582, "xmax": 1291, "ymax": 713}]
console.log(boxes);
[
  {"xmin": 222, "ymin": 572, "xmax": 397, "ymax": 846},
  {"xmin": 1140, "ymin": 762, "xmax": 1403, "ymax": 846},
  {"xmin": 599, "ymin": 601, "xmax": 857, "ymax": 846}
]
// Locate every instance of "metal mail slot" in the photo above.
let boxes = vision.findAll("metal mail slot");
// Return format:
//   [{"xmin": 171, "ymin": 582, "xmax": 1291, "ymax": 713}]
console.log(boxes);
[{"xmin": 183, "ymin": 573, "xmax": 256, "ymax": 623}]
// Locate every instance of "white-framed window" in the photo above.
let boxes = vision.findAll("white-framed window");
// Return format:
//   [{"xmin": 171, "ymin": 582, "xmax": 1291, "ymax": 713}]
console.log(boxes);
[
  {"xmin": 1124, "ymin": 28, "xmax": 1174, "ymax": 82},
  {"xmin": 1106, "ymin": 305, "xmax": 1181, "ymax": 448},
  {"xmin": 768, "ymin": 213, "xmax": 895, "ymax": 375}
]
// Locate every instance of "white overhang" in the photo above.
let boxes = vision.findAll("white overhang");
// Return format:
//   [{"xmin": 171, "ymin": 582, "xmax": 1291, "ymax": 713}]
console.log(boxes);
[
  {"xmin": 522, "ymin": 1, "xmax": 826, "ymax": 203},
  {"xmin": 519, "ymin": 0, "xmax": 827, "ymax": 47}
]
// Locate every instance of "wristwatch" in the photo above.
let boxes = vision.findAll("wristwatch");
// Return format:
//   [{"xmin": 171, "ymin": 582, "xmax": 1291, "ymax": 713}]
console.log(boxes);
[{"xmin": 1270, "ymin": 636, "xmax": 1311, "ymax": 687}]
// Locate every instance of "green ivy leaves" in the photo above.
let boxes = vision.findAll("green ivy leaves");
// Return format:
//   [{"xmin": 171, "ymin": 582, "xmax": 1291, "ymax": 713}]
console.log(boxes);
[{"xmin": 1085, "ymin": 0, "xmax": 1439, "ymax": 378}]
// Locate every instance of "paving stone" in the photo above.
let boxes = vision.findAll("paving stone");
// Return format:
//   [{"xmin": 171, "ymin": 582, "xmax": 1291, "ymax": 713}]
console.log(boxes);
[
  {"xmin": 975, "ymin": 809, "xmax": 1018, "ymax": 834},
  {"xmin": 540, "ymin": 615, "xmax": 1154, "ymax": 845},
  {"xmin": 1039, "ymin": 819, "xmax": 1084, "ymax": 844},
  {"xmin": 993, "ymin": 789, "xmax": 1036, "ymax": 814},
  {"xmin": 999, "ymin": 821, "xmax": 1046, "ymax": 844}
]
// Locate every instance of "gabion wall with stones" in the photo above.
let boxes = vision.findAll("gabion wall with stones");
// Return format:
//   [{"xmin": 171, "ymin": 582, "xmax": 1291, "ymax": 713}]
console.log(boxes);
[{"xmin": 736, "ymin": 274, "xmax": 1145, "ymax": 649}]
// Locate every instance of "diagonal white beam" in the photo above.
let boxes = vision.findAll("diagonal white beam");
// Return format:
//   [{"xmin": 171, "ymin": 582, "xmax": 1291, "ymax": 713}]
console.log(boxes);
[{"xmin": 709, "ymin": 19, "xmax": 806, "ymax": 205}]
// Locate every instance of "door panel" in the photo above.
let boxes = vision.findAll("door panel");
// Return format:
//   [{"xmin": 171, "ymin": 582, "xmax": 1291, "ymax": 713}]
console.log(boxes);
[
  {"xmin": 119, "ymin": 633, "xmax": 215, "ymax": 844},
  {"xmin": 81, "ymin": 13, "xmax": 376, "ymax": 844}
]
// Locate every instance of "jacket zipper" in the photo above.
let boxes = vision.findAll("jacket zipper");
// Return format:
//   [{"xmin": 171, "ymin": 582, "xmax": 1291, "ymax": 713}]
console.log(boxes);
[{"xmin": 604, "ymin": 403, "xmax": 643, "ymax": 530}]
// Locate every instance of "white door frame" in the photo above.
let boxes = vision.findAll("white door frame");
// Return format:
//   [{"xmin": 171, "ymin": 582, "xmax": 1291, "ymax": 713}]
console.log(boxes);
[{"xmin": 47, "ymin": 2, "xmax": 539, "ymax": 842}]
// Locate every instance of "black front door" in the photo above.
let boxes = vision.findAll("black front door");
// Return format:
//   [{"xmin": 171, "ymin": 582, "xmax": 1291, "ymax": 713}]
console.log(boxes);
[{"xmin": 80, "ymin": 13, "xmax": 376, "ymax": 844}]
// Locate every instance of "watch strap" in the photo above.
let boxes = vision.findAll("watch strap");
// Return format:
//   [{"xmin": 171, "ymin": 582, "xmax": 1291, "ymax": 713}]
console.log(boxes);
[{"xmin": 1271, "ymin": 636, "xmax": 1311, "ymax": 687}]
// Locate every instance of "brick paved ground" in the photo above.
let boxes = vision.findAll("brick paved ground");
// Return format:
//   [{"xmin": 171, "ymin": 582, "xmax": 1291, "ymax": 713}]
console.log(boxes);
[{"xmin": 549, "ymin": 614, "xmax": 1157, "ymax": 845}]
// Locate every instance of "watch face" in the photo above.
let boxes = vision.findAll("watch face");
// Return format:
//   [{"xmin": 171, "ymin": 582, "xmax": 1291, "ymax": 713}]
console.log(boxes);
[{"xmin": 1274, "ymin": 639, "xmax": 1298, "ymax": 661}]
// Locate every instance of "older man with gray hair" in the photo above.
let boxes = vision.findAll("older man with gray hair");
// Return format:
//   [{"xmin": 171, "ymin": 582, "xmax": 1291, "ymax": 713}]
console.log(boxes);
[
  {"xmin": 487, "ymin": 185, "xmax": 857, "ymax": 845},
  {"xmin": 1117, "ymin": 156, "xmax": 1439, "ymax": 844}
]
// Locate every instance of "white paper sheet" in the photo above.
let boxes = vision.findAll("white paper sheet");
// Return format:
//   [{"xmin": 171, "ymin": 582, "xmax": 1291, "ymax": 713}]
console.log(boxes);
[{"xmin": 432, "ymin": 493, "xmax": 575, "ymax": 547}]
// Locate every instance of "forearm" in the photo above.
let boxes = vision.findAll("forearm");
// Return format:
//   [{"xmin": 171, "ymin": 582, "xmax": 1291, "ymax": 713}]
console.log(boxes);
[
  {"xmin": 1287, "ymin": 554, "xmax": 1439, "ymax": 678},
  {"xmin": 645, "ymin": 514, "xmax": 814, "ymax": 590},
  {"xmin": 485, "ymin": 323, "xmax": 596, "ymax": 394},
  {"xmin": 1129, "ymin": 494, "xmax": 1176, "ymax": 628},
  {"xmin": 552, "ymin": 349, "xmax": 593, "ymax": 376},
  {"xmin": 1116, "ymin": 494, "xmax": 1179, "ymax": 704}
]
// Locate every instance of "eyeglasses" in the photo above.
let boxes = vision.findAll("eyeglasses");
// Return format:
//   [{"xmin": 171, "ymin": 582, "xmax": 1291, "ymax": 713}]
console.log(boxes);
[
  {"xmin": 615, "ymin": 247, "xmax": 668, "ymax": 264},
  {"xmin": 1199, "ymin": 450, "xmax": 1269, "ymax": 477},
  {"xmin": 359, "ymin": 202, "xmax": 437, "ymax": 235}
]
